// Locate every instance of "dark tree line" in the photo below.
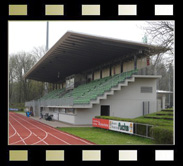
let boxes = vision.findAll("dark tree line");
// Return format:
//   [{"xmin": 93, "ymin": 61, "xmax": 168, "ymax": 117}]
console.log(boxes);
[
  {"xmin": 143, "ymin": 21, "xmax": 174, "ymax": 107},
  {"xmin": 9, "ymin": 47, "xmax": 46, "ymax": 104}
]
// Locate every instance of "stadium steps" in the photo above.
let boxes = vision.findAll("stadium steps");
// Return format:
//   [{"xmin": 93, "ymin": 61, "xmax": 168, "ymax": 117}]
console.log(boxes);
[
  {"xmin": 38, "ymin": 69, "xmax": 138, "ymax": 107},
  {"xmin": 89, "ymin": 76, "xmax": 136, "ymax": 106},
  {"xmin": 40, "ymin": 88, "xmax": 65, "ymax": 100},
  {"xmin": 73, "ymin": 69, "xmax": 138, "ymax": 106}
]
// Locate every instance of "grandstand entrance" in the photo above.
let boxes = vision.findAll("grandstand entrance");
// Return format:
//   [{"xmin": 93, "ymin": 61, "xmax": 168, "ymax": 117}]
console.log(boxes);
[{"xmin": 101, "ymin": 105, "xmax": 110, "ymax": 116}]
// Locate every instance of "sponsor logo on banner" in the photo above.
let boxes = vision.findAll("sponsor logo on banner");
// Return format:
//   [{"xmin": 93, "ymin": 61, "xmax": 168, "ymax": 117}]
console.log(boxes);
[
  {"xmin": 92, "ymin": 118, "xmax": 109, "ymax": 129},
  {"xmin": 109, "ymin": 120, "xmax": 133, "ymax": 134}
]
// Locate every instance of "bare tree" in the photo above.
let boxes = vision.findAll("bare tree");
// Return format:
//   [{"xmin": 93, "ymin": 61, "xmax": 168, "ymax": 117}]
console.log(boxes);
[
  {"xmin": 143, "ymin": 21, "xmax": 174, "ymax": 66},
  {"xmin": 142, "ymin": 21, "xmax": 174, "ymax": 105},
  {"xmin": 31, "ymin": 46, "xmax": 46, "ymax": 61},
  {"xmin": 9, "ymin": 47, "xmax": 46, "ymax": 104}
]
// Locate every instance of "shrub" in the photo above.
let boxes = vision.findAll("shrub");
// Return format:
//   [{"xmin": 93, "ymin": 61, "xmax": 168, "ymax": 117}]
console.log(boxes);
[{"xmin": 151, "ymin": 126, "xmax": 173, "ymax": 144}]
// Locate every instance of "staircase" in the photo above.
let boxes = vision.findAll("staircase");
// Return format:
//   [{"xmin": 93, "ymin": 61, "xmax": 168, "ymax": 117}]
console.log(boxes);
[{"xmin": 73, "ymin": 69, "xmax": 138, "ymax": 108}]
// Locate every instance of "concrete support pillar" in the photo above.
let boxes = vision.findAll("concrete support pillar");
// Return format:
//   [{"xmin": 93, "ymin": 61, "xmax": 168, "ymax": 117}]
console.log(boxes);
[
  {"xmin": 162, "ymin": 95, "xmax": 166, "ymax": 109},
  {"xmin": 100, "ymin": 69, "xmax": 102, "ymax": 79},
  {"xmin": 92, "ymin": 71, "xmax": 94, "ymax": 80},
  {"xmin": 134, "ymin": 55, "xmax": 137, "ymax": 70},
  {"xmin": 121, "ymin": 61, "xmax": 123, "ymax": 73},
  {"xmin": 109, "ymin": 65, "xmax": 112, "ymax": 76}
]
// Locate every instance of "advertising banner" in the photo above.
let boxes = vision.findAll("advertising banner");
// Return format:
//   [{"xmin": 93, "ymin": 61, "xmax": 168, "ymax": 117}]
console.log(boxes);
[
  {"xmin": 9, "ymin": 108, "xmax": 19, "ymax": 111},
  {"xmin": 109, "ymin": 120, "xmax": 133, "ymax": 134},
  {"xmin": 92, "ymin": 118, "xmax": 109, "ymax": 129}
]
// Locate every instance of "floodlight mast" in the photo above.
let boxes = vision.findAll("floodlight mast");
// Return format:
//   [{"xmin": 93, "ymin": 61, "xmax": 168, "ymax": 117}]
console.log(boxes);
[
  {"xmin": 44, "ymin": 21, "xmax": 49, "ymax": 94},
  {"xmin": 46, "ymin": 21, "xmax": 49, "ymax": 51}
]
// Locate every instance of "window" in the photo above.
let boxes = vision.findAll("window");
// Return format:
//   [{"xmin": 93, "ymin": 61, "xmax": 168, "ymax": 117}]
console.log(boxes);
[
  {"xmin": 65, "ymin": 108, "xmax": 75, "ymax": 115},
  {"xmin": 60, "ymin": 108, "xmax": 65, "ymax": 113},
  {"xmin": 141, "ymin": 87, "xmax": 153, "ymax": 93}
]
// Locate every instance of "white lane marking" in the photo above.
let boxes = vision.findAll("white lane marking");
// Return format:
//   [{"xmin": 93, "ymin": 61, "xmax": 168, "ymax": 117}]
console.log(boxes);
[
  {"xmin": 47, "ymin": 132, "xmax": 70, "ymax": 145},
  {"xmin": 14, "ymin": 114, "xmax": 70, "ymax": 145},
  {"xmin": 10, "ymin": 115, "xmax": 33, "ymax": 144},
  {"xmin": 13, "ymin": 114, "xmax": 70, "ymax": 145},
  {"xmin": 30, "ymin": 119, "xmax": 93, "ymax": 144},
  {"xmin": 17, "ymin": 116, "xmax": 70, "ymax": 145},
  {"xmin": 15, "ymin": 113, "xmax": 93, "ymax": 145},
  {"xmin": 32, "ymin": 132, "xmax": 47, "ymax": 145},
  {"xmin": 10, "ymin": 114, "xmax": 48, "ymax": 145},
  {"xmin": 9, "ymin": 122, "xmax": 17, "ymax": 138},
  {"xmin": 9, "ymin": 121, "xmax": 26, "ymax": 145}
]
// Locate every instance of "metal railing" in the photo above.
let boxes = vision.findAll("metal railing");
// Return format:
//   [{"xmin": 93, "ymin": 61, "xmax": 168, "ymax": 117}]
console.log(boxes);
[
  {"xmin": 133, "ymin": 122, "xmax": 154, "ymax": 139},
  {"xmin": 25, "ymin": 97, "xmax": 74, "ymax": 107},
  {"xmin": 134, "ymin": 65, "xmax": 156, "ymax": 76}
]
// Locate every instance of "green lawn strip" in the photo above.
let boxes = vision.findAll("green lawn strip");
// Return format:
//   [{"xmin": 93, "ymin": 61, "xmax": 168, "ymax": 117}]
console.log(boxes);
[
  {"xmin": 144, "ymin": 111, "xmax": 173, "ymax": 117},
  {"xmin": 161, "ymin": 109, "xmax": 173, "ymax": 112},
  {"xmin": 10, "ymin": 111, "xmax": 25, "ymax": 114},
  {"xmin": 95, "ymin": 116, "xmax": 173, "ymax": 127},
  {"xmin": 57, "ymin": 127, "xmax": 154, "ymax": 145},
  {"xmin": 143, "ymin": 114, "xmax": 173, "ymax": 119},
  {"xmin": 148, "ymin": 111, "xmax": 173, "ymax": 116}
]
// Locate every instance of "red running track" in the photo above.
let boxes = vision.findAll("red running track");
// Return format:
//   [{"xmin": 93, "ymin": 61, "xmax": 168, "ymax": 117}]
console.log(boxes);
[{"xmin": 9, "ymin": 112, "xmax": 95, "ymax": 145}]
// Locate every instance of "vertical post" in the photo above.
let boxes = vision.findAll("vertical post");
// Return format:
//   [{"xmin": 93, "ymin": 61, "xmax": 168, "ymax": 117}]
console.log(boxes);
[
  {"xmin": 162, "ymin": 95, "xmax": 166, "ymax": 109},
  {"xmin": 121, "ymin": 61, "xmax": 123, "ymax": 73},
  {"xmin": 134, "ymin": 55, "xmax": 137, "ymax": 70},
  {"xmin": 146, "ymin": 125, "xmax": 148, "ymax": 137},
  {"xmin": 169, "ymin": 74, "xmax": 171, "ymax": 107},
  {"xmin": 92, "ymin": 71, "xmax": 94, "ymax": 80},
  {"xmin": 109, "ymin": 64, "xmax": 112, "ymax": 76},
  {"xmin": 100, "ymin": 68, "xmax": 102, "ymax": 79},
  {"xmin": 44, "ymin": 21, "xmax": 49, "ymax": 95},
  {"xmin": 46, "ymin": 21, "xmax": 49, "ymax": 51}
]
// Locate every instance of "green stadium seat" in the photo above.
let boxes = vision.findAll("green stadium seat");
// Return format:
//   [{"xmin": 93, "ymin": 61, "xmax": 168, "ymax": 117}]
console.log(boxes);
[{"xmin": 39, "ymin": 69, "xmax": 137, "ymax": 105}]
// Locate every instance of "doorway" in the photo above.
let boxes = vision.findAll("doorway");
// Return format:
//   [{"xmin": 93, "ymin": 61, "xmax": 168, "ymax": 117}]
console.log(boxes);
[{"xmin": 101, "ymin": 105, "xmax": 110, "ymax": 116}]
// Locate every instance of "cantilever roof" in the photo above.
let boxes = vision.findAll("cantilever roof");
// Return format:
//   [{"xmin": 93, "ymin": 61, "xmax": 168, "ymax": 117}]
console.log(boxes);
[{"xmin": 24, "ymin": 31, "xmax": 165, "ymax": 83}]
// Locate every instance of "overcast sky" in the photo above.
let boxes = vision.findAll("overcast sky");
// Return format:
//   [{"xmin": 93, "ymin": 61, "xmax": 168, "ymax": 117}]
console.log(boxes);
[{"xmin": 8, "ymin": 21, "xmax": 148, "ymax": 55}]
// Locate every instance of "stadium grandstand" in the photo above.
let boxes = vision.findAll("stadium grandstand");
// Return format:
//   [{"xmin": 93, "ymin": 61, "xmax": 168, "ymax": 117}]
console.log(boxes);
[{"xmin": 24, "ymin": 31, "xmax": 166, "ymax": 125}]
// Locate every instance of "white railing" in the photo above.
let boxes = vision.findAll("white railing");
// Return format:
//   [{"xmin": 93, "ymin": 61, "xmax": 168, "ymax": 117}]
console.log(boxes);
[{"xmin": 25, "ymin": 97, "xmax": 74, "ymax": 107}]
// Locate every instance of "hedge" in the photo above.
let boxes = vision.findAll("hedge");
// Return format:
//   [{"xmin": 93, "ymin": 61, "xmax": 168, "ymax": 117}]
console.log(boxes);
[{"xmin": 150, "ymin": 126, "xmax": 173, "ymax": 144}]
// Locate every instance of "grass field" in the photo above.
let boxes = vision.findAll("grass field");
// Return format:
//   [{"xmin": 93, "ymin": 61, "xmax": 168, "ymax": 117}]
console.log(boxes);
[
  {"xmin": 58, "ymin": 127, "xmax": 154, "ymax": 145},
  {"xmin": 9, "ymin": 111, "xmax": 25, "ymax": 114},
  {"xmin": 57, "ymin": 109, "xmax": 173, "ymax": 145}
]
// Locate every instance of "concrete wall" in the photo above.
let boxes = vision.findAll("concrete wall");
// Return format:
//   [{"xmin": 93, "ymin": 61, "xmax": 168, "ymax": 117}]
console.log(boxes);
[
  {"xmin": 123, "ymin": 60, "xmax": 134, "ymax": 72},
  {"xmin": 94, "ymin": 71, "xmax": 100, "ymax": 80},
  {"xmin": 112, "ymin": 64, "xmax": 121, "ymax": 76},
  {"xmin": 102, "ymin": 68, "xmax": 110, "ymax": 78},
  {"xmin": 75, "ymin": 77, "xmax": 157, "ymax": 125},
  {"xmin": 59, "ymin": 113, "xmax": 75, "ymax": 124},
  {"xmin": 137, "ymin": 57, "xmax": 147, "ymax": 69}
]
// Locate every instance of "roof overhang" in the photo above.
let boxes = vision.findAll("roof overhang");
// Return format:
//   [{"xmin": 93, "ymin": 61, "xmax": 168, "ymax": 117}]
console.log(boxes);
[
  {"xmin": 24, "ymin": 31, "xmax": 166, "ymax": 83},
  {"xmin": 157, "ymin": 90, "xmax": 173, "ymax": 94}
]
